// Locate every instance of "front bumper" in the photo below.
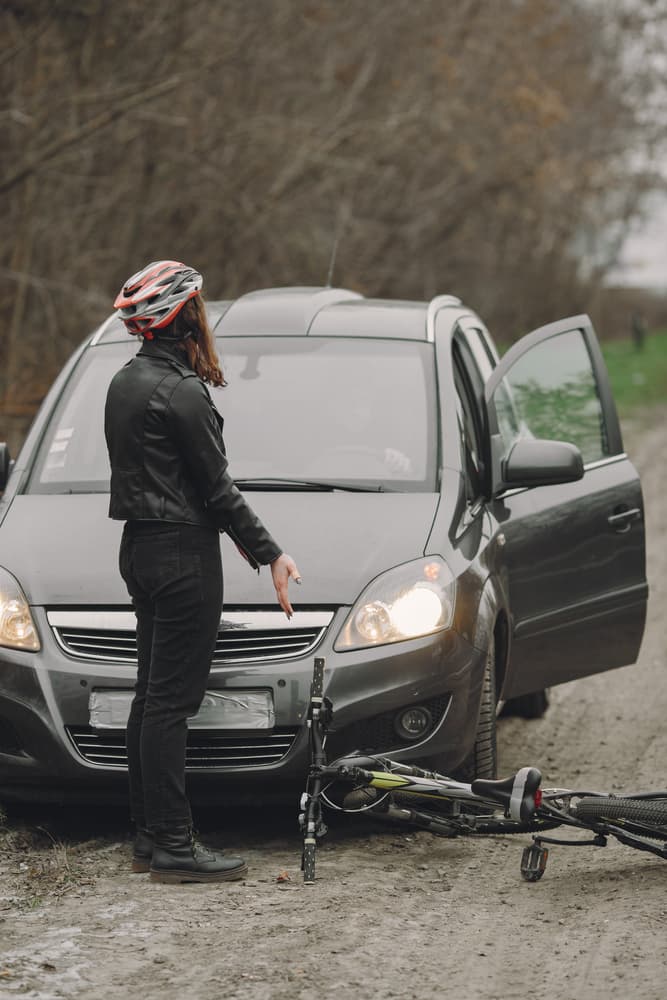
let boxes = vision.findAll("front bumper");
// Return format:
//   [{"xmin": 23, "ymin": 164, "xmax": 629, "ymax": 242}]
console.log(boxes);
[{"xmin": 0, "ymin": 606, "xmax": 487, "ymax": 804}]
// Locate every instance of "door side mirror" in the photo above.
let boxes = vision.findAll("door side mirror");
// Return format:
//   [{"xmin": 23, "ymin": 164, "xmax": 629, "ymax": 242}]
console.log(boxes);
[
  {"xmin": 501, "ymin": 438, "xmax": 584, "ymax": 492},
  {"xmin": 0, "ymin": 442, "xmax": 11, "ymax": 492}
]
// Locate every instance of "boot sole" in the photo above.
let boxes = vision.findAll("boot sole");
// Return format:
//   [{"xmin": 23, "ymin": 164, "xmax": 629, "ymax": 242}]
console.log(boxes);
[
  {"xmin": 149, "ymin": 863, "xmax": 248, "ymax": 884},
  {"xmin": 132, "ymin": 858, "xmax": 151, "ymax": 874}
]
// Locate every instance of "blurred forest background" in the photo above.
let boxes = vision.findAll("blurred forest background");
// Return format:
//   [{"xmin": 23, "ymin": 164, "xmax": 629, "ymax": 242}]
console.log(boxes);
[{"xmin": 2, "ymin": 0, "xmax": 667, "ymax": 453}]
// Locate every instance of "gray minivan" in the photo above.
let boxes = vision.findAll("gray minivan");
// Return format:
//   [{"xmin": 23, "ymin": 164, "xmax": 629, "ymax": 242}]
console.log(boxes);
[{"xmin": 0, "ymin": 287, "xmax": 648, "ymax": 803}]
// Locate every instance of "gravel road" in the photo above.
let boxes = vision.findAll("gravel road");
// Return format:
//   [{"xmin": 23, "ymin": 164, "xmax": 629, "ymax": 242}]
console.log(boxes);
[{"xmin": 1, "ymin": 409, "xmax": 666, "ymax": 1000}]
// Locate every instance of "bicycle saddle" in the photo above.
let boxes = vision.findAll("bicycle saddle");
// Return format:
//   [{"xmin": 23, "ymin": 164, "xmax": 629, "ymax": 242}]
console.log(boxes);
[{"xmin": 472, "ymin": 766, "xmax": 542, "ymax": 821}]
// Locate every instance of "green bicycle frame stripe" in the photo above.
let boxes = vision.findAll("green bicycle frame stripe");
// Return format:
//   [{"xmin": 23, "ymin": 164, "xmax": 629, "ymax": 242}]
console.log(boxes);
[
  {"xmin": 367, "ymin": 772, "xmax": 450, "ymax": 793},
  {"xmin": 367, "ymin": 771, "xmax": 462, "ymax": 798},
  {"xmin": 368, "ymin": 772, "xmax": 413, "ymax": 789}
]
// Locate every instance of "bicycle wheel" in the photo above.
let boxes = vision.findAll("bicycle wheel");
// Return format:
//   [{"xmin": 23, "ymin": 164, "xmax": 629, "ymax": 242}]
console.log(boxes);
[{"xmin": 573, "ymin": 796, "xmax": 667, "ymax": 831}]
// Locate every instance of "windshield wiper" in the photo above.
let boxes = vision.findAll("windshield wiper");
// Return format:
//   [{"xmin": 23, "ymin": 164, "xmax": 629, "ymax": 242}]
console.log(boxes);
[{"xmin": 233, "ymin": 477, "xmax": 395, "ymax": 493}]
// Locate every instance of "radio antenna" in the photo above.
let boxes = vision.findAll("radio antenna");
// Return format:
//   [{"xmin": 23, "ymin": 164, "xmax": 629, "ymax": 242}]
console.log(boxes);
[
  {"xmin": 326, "ymin": 201, "xmax": 351, "ymax": 287},
  {"xmin": 326, "ymin": 235, "xmax": 339, "ymax": 288}
]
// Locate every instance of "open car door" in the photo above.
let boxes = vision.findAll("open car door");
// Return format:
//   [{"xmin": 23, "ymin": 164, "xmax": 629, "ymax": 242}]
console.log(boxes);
[{"xmin": 484, "ymin": 315, "xmax": 648, "ymax": 699}]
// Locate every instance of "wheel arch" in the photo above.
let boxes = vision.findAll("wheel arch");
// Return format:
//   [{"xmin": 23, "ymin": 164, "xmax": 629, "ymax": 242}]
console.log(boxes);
[{"xmin": 471, "ymin": 578, "xmax": 510, "ymax": 704}]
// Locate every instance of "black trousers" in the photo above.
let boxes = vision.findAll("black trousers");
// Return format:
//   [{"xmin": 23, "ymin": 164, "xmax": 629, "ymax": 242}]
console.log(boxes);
[{"xmin": 119, "ymin": 521, "xmax": 223, "ymax": 831}]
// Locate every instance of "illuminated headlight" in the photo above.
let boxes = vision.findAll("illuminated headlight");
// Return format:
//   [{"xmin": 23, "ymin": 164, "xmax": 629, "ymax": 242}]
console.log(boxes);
[
  {"xmin": 0, "ymin": 567, "xmax": 40, "ymax": 651},
  {"xmin": 335, "ymin": 556, "xmax": 455, "ymax": 651}
]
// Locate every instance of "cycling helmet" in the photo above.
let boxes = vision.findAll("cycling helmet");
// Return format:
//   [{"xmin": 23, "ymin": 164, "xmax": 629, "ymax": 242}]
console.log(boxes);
[{"xmin": 114, "ymin": 260, "xmax": 203, "ymax": 338}]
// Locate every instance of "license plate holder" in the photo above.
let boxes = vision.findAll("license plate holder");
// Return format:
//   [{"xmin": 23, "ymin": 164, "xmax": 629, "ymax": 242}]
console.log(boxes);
[{"xmin": 88, "ymin": 689, "xmax": 275, "ymax": 730}]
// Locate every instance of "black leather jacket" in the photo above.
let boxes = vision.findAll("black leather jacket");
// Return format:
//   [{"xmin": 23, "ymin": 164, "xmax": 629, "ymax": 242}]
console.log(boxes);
[{"xmin": 104, "ymin": 338, "xmax": 282, "ymax": 569}]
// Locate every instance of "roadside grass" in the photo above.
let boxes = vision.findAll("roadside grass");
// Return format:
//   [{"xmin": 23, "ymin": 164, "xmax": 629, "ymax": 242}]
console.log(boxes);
[{"xmin": 600, "ymin": 329, "xmax": 667, "ymax": 417}]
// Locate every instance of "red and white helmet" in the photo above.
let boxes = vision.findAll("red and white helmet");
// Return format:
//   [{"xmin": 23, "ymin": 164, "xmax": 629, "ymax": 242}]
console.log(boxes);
[{"xmin": 114, "ymin": 260, "xmax": 203, "ymax": 337}]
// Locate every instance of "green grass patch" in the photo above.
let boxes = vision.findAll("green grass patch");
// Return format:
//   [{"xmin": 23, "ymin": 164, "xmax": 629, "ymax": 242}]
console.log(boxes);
[{"xmin": 600, "ymin": 330, "xmax": 667, "ymax": 416}]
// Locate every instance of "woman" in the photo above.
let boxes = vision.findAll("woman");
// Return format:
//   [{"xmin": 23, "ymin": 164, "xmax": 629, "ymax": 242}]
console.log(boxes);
[{"xmin": 104, "ymin": 260, "xmax": 300, "ymax": 884}]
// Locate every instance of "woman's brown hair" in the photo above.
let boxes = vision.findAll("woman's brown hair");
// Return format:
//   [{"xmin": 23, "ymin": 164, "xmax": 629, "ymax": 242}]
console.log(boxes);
[{"xmin": 172, "ymin": 294, "xmax": 226, "ymax": 387}]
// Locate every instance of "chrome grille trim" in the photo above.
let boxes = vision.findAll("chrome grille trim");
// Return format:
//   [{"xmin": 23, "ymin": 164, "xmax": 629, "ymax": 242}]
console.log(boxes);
[
  {"xmin": 66, "ymin": 726, "xmax": 298, "ymax": 769},
  {"xmin": 48, "ymin": 610, "xmax": 332, "ymax": 631},
  {"xmin": 48, "ymin": 610, "xmax": 333, "ymax": 664}
]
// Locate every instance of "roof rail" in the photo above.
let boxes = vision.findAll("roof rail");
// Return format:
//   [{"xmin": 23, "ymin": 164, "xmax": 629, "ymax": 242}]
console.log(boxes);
[{"xmin": 426, "ymin": 294, "xmax": 462, "ymax": 342}]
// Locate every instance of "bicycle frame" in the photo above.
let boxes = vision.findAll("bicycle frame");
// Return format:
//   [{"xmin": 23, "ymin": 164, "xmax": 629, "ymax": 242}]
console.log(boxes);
[
  {"xmin": 298, "ymin": 657, "xmax": 541, "ymax": 881},
  {"xmin": 299, "ymin": 657, "xmax": 667, "ymax": 883},
  {"xmin": 299, "ymin": 657, "xmax": 330, "ymax": 884}
]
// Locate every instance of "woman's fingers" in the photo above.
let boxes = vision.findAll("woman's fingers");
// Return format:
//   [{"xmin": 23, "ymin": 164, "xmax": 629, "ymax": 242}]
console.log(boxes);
[
  {"xmin": 290, "ymin": 561, "xmax": 302, "ymax": 584},
  {"xmin": 270, "ymin": 553, "xmax": 301, "ymax": 618}
]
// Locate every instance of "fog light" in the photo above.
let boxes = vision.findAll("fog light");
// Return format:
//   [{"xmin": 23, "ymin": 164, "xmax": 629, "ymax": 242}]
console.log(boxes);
[{"xmin": 394, "ymin": 706, "xmax": 433, "ymax": 741}]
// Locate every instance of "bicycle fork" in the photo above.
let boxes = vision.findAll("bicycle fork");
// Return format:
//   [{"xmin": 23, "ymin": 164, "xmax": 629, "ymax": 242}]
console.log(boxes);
[{"xmin": 300, "ymin": 657, "xmax": 329, "ymax": 884}]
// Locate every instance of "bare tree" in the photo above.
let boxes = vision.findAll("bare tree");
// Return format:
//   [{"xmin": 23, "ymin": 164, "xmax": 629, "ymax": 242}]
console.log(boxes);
[{"xmin": 1, "ymin": 0, "xmax": 664, "ymax": 451}]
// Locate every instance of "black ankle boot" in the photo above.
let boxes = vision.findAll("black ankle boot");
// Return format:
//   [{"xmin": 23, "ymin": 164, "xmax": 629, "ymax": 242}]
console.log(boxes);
[
  {"xmin": 132, "ymin": 827, "xmax": 154, "ymax": 874},
  {"xmin": 149, "ymin": 828, "xmax": 247, "ymax": 884}
]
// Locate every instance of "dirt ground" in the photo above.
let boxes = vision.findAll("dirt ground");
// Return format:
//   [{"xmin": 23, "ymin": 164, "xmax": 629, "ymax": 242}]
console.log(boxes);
[{"xmin": 1, "ymin": 409, "xmax": 666, "ymax": 1000}]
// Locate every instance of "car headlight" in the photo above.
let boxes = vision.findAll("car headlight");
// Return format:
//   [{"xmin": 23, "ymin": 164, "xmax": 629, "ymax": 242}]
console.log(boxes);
[
  {"xmin": 0, "ymin": 567, "xmax": 40, "ymax": 651},
  {"xmin": 334, "ymin": 556, "xmax": 456, "ymax": 651}
]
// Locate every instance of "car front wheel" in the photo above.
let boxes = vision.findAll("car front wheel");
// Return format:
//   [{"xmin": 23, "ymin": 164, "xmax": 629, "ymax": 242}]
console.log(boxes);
[
  {"xmin": 425, "ymin": 636, "xmax": 498, "ymax": 782},
  {"xmin": 453, "ymin": 636, "xmax": 498, "ymax": 782}
]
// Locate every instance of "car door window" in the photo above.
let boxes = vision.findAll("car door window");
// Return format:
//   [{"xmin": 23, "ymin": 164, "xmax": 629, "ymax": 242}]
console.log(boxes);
[
  {"xmin": 490, "ymin": 328, "xmax": 609, "ymax": 464},
  {"xmin": 452, "ymin": 342, "xmax": 484, "ymax": 501}
]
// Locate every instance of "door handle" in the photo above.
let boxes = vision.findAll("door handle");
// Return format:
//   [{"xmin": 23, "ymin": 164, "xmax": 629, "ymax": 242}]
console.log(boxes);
[{"xmin": 607, "ymin": 507, "xmax": 641, "ymax": 531}]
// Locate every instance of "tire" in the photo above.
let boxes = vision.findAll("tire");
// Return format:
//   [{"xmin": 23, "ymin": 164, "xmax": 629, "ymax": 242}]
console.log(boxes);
[
  {"xmin": 500, "ymin": 689, "xmax": 549, "ymax": 719},
  {"xmin": 573, "ymin": 796, "xmax": 667, "ymax": 831},
  {"xmin": 453, "ymin": 636, "xmax": 498, "ymax": 782}
]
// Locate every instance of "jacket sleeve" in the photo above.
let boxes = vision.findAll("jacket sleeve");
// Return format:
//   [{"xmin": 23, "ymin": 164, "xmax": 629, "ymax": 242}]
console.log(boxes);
[{"xmin": 167, "ymin": 376, "xmax": 282, "ymax": 567}]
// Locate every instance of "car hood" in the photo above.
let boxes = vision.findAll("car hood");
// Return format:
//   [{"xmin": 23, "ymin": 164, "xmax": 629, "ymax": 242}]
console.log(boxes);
[{"xmin": 1, "ymin": 493, "xmax": 440, "ymax": 607}]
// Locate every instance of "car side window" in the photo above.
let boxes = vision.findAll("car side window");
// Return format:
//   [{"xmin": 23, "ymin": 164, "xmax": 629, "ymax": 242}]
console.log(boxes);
[
  {"xmin": 452, "ymin": 342, "xmax": 484, "ymax": 501},
  {"xmin": 490, "ymin": 328, "xmax": 609, "ymax": 464},
  {"xmin": 473, "ymin": 327, "xmax": 499, "ymax": 369}
]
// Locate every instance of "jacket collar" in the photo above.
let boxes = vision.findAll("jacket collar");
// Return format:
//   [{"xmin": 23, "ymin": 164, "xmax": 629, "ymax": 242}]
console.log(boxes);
[{"xmin": 137, "ymin": 337, "xmax": 192, "ymax": 374}]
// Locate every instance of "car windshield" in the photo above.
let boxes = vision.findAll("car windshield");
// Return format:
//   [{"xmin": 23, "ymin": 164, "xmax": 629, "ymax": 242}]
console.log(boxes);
[{"xmin": 27, "ymin": 336, "xmax": 438, "ymax": 494}]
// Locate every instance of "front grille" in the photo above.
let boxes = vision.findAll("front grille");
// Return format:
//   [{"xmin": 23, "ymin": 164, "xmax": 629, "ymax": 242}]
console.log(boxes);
[
  {"xmin": 66, "ymin": 726, "xmax": 298, "ymax": 769},
  {"xmin": 48, "ymin": 610, "xmax": 333, "ymax": 664}
]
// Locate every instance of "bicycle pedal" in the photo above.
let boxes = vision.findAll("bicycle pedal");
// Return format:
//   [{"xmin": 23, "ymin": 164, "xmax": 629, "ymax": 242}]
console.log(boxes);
[{"xmin": 520, "ymin": 841, "xmax": 549, "ymax": 882}]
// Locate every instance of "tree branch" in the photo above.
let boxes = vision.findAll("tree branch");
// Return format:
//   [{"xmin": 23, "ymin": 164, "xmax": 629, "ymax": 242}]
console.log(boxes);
[{"xmin": 0, "ymin": 73, "xmax": 185, "ymax": 196}]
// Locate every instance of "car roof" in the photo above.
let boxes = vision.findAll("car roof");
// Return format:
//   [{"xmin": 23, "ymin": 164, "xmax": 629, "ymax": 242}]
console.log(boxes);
[{"xmin": 90, "ymin": 286, "xmax": 463, "ymax": 345}]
